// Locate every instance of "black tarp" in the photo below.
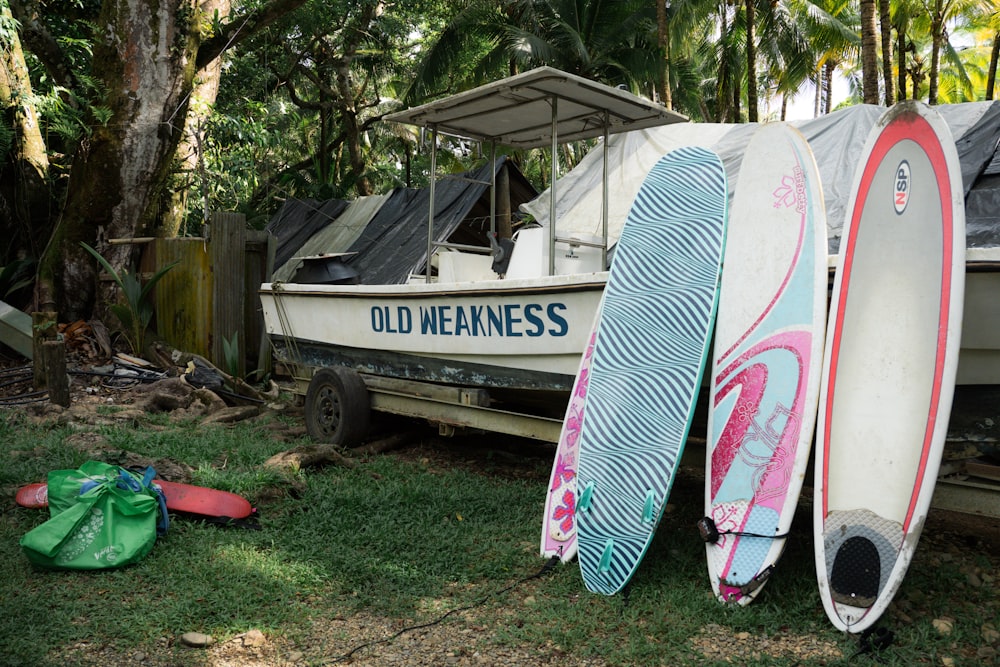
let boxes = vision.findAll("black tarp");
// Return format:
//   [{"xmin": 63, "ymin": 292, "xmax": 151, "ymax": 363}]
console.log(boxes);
[
  {"xmin": 342, "ymin": 156, "xmax": 536, "ymax": 284},
  {"xmin": 264, "ymin": 156, "xmax": 536, "ymax": 285},
  {"xmin": 265, "ymin": 198, "xmax": 349, "ymax": 269}
]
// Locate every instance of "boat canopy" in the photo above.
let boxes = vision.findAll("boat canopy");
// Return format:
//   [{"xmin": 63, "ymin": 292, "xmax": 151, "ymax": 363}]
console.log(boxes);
[
  {"xmin": 384, "ymin": 66, "xmax": 687, "ymax": 149},
  {"xmin": 523, "ymin": 100, "xmax": 1000, "ymax": 254},
  {"xmin": 385, "ymin": 67, "xmax": 686, "ymax": 277}
]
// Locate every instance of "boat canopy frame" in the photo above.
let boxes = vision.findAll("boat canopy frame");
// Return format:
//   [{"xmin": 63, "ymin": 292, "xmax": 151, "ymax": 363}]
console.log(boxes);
[{"xmin": 384, "ymin": 66, "xmax": 688, "ymax": 278}]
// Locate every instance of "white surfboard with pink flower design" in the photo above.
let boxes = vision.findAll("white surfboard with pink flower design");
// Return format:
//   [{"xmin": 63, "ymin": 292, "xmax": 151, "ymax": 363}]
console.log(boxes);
[
  {"xmin": 704, "ymin": 123, "xmax": 827, "ymax": 604},
  {"xmin": 541, "ymin": 314, "xmax": 600, "ymax": 563}
]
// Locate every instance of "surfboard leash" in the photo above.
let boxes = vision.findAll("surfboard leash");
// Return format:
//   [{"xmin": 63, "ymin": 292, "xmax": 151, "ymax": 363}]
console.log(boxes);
[
  {"xmin": 697, "ymin": 516, "xmax": 789, "ymax": 599},
  {"xmin": 697, "ymin": 516, "xmax": 791, "ymax": 543},
  {"xmin": 851, "ymin": 625, "xmax": 895, "ymax": 662},
  {"xmin": 323, "ymin": 555, "xmax": 562, "ymax": 664},
  {"xmin": 620, "ymin": 582, "xmax": 632, "ymax": 614}
]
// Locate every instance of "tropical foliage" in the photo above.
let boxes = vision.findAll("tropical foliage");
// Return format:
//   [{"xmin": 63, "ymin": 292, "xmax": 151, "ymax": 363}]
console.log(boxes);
[{"xmin": 0, "ymin": 0, "xmax": 996, "ymax": 326}]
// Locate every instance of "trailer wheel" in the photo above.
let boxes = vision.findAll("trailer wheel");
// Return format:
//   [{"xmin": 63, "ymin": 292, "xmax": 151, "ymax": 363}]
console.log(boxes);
[{"xmin": 305, "ymin": 367, "xmax": 370, "ymax": 446}]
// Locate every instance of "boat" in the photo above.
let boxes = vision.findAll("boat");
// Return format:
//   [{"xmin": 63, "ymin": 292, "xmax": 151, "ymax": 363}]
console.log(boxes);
[
  {"xmin": 260, "ymin": 73, "xmax": 1000, "ymax": 453},
  {"xmin": 258, "ymin": 67, "xmax": 687, "ymax": 442}
]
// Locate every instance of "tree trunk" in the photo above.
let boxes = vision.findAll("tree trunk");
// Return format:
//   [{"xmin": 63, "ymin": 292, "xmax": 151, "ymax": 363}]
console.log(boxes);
[
  {"xmin": 929, "ymin": 0, "xmax": 943, "ymax": 104},
  {"xmin": 860, "ymin": 0, "xmax": 879, "ymax": 104},
  {"xmin": 878, "ymin": 0, "xmax": 893, "ymax": 105},
  {"xmin": 33, "ymin": 0, "xmax": 305, "ymax": 321},
  {"xmin": 716, "ymin": 7, "xmax": 730, "ymax": 123},
  {"xmin": 336, "ymin": 69, "xmax": 371, "ymax": 196},
  {"xmin": 36, "ymin": 0, "xmax": 201, "ymax": 319},
  {"xmin": 0, "ymin": 3, "xmax": 50, "ymax": 263},
  {"xmin": 745, "ymin": 0, "xmax": 757, "ymax": 122},
  {"xmin": 158, "ymin": 0, "xmax": 232, "ymax": 238},
  {"xmin": 896, "ymin": 27, "xmax": 908, "ymax": 100},
  {"xmin": 333, "ymin": 2, "xmax": 383, "ymax": 197},
  {"xmin": 988, "ymin": 32, "xmax": 999, "ymax": 100},
  {"xmin": 656, "ymin": 0, "xmax": 671, "ymax": 109},
  {"xmin": 814, "ymin": 71, "xmax": 822, "ymax": 117},
  {"xmin": 911, "ymin": 60, "xmax": 924, "ymax": 98},
  {"xmin": 824, "ymin": 61, "xmax": 836, "ymax": 114}
]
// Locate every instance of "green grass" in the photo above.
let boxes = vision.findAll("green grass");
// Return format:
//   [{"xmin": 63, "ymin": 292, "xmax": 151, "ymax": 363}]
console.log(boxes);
[{"xmin": 1, "ymin": 410, "xmax": 998, "ymax": 666}]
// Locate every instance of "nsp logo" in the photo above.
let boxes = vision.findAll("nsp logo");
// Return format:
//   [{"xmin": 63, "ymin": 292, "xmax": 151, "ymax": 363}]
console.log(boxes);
[{"xmin": 893, "ymin": 160, "xmax": 910, "ymax": 214}]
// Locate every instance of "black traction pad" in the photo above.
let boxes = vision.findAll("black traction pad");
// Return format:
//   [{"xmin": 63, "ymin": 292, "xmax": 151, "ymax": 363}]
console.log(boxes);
[{"xmin": 830, "ymin": 535, "xmax": 880, "ymax": 607}]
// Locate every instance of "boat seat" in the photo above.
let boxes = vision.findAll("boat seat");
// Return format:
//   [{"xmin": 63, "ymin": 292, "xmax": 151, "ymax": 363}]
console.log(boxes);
[
  {"xmin": 505, "ymin": 227, "xmax": 546, "ymax": 279},
  {"xmin": 436, "ymin": 250, "xmax": 498, "ymax": 283},
  {"xmin": 506, "ymin": 227, "xmax": 605, "ymax": 279}
]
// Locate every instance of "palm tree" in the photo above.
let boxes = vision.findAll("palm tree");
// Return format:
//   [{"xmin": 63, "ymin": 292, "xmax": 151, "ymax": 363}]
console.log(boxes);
[
  {"xmin": 879, "ymin": 0, "xmax": 894, "ymax": 104},
  {"xmin": 989, "ymin": 30, "xmax": 999, "ymax": 99},
  {"xmin": 790, "ymin": 0, "xmax": 859, "ymax": 115},
  {"xmin": 755, "ymin": 0, "xmax": 815, "ymax": 119},
  {"xmin": 927, "ymin": 0, "xmax": 995, "ymax": 104},
  {"xmin": 657, "ymin": 0, "xmax": 671, "ymax": 108},
  {"xmin": 746, "ymin": 0, "xmax": 759, "ymax": 121},
  {"xmin": 405, "ymin": 0, "xmax": 661, "ymax": 105},
  {"xmin": 860, "ymin": 0, "xmax": 879, "ymax": 102},
  {"xmin": 664, "ymin": 0, "xmax": 733, "ymax": 120},
  {"xmin": 709, "ymin": 2, "xmax": 746, "ymax": 121},
  {"xmin": 894, "ymin": 0, "xmax": 915, "ymax": 99}
]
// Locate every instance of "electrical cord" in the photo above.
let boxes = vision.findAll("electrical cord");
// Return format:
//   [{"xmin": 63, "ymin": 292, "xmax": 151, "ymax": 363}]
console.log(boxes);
[
  {"xmin": 324, "ymin": 555, "xmax": 562, "ymax": 664},
  {"xmin": 0, "ymin": 391, "xmax": 47, "ymax": 405}
]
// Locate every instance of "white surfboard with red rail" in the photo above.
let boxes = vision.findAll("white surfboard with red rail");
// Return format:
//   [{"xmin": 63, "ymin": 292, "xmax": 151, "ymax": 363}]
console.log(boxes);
[{"xmin": 814, "ymin": 101, "xmax": 965, "ymax": 633}]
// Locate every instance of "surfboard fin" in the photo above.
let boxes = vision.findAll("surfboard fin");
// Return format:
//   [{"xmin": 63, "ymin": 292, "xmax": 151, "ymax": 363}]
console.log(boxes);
[
  {"xmin": 642, "ymin": 489, "xmax": 656, "ymax": 523},
  {"xmin": 578, "ymin": 481, "xmax": 595, "ymax": 513},
  {"xmin": 599, "ymin": 539, "xmax": 614, "ymax": 574}
]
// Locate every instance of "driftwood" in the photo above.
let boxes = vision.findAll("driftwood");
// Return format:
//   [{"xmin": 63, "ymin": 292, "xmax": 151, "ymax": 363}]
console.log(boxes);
[
  {"xmin": 349, "ymin": 430, "xmax": 418, "ymax": 456},
  {"xmin": 148, "ymin": 341, "xmax": 278, "ymax": 403},
  {"xmin": 131, "ymin": 377, "xmax": 230, "ymax": 416},
  {"xmin": 201, "ymin": 406, "xmax": 260, "ymax": 424},
  {"xmin": 264, "ymin": 444, "xmax": 356, "ymax": 471}
]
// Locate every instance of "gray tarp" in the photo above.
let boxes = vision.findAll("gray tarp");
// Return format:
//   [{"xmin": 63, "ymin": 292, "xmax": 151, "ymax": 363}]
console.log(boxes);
[
  {"xmin": 522, "ymin": 101, "xmax": 1000, "ymax": 253},
  {"xmin": 272, "ymin": 194, "xmax": 389, "ymax": 282},
  {"xmin": 266, "ymin": 198, "xmax": 349, "ymax": 269},
  {"xmin": 345, "ymin": 157, "xmax": 532, "ymax": 284}
]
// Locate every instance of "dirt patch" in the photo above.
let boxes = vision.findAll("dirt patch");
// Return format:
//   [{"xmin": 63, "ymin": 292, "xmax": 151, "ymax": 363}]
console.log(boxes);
[{"xmin": 689, "ymin": 623, "xmax": 842, "ymax": 663}]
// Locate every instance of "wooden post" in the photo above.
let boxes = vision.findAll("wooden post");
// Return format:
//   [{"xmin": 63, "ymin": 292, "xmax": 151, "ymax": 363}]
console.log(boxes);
[
  {"xmin": 497, "ymin": 162, "xmax": 512, "ymax": 239},
  {"xmin": 31, "ymin": 311, "xmax": 58, "ymax": 389},
  {"xmin": 210, "ymin": 212, "xmax": 247, "ymax": 376},
  {"xmin": 255, "ymin": 232, "xmax": 277, "ymax": 375},
  {"xmin": 41, "ymin": 339, "xmax": 69, "ymax": 407}
]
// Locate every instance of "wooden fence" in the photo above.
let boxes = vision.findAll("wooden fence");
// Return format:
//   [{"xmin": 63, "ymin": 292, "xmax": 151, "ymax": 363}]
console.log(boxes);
[{"xmin": 139, "ymin": 213, "xmax": 275, "ymax": 377}]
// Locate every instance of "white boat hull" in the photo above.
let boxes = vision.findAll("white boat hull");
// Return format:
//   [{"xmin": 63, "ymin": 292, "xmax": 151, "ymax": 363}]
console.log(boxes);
[
  {"xmin": 957, "ymin": 250, "xmax": 1000, "ymax": 385},
  {"xmin": 263, "ymin": 251, "xmax": 1000, "ymax": 395},
  {"xmin": 260, "ymin": 272, "xmax": 608, "ymax": 391}
]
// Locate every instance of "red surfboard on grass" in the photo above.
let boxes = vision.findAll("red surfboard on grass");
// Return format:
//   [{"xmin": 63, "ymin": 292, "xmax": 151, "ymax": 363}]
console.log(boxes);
[{"xmin": 15, "ymin": 479, "xmax": 253, "ymax": 519}]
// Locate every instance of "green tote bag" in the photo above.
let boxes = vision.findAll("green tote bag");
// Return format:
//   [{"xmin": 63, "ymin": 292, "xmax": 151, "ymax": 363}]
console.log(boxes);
[{"xmin": 20, "ymin": 461, "xmax": 168, "ymax": 570}]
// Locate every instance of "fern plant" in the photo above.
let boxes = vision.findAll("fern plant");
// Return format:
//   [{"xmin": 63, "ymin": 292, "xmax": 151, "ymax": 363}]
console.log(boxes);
[
  {"xmin": 80, "ymin": 242, "xmax": 177, "ymax": 355},
  {"xmin": 0, "ymin": 258, "xmax": 36, "ymax": 301},
  {"xmin": 222, "ymin": 331, "xmax": 240, "ymax": 379}
]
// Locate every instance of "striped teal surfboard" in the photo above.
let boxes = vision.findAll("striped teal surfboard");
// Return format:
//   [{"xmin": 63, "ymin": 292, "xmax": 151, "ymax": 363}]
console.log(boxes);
[{"xmin": 576, "ymin": 146, "xmax": 728, "ymax": 595}]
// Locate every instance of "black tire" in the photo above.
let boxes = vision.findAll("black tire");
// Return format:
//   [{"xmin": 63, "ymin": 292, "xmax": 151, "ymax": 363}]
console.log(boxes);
[{"xmin": 304, "ymin": 367, "xmax": 370, "ymax": 446}]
